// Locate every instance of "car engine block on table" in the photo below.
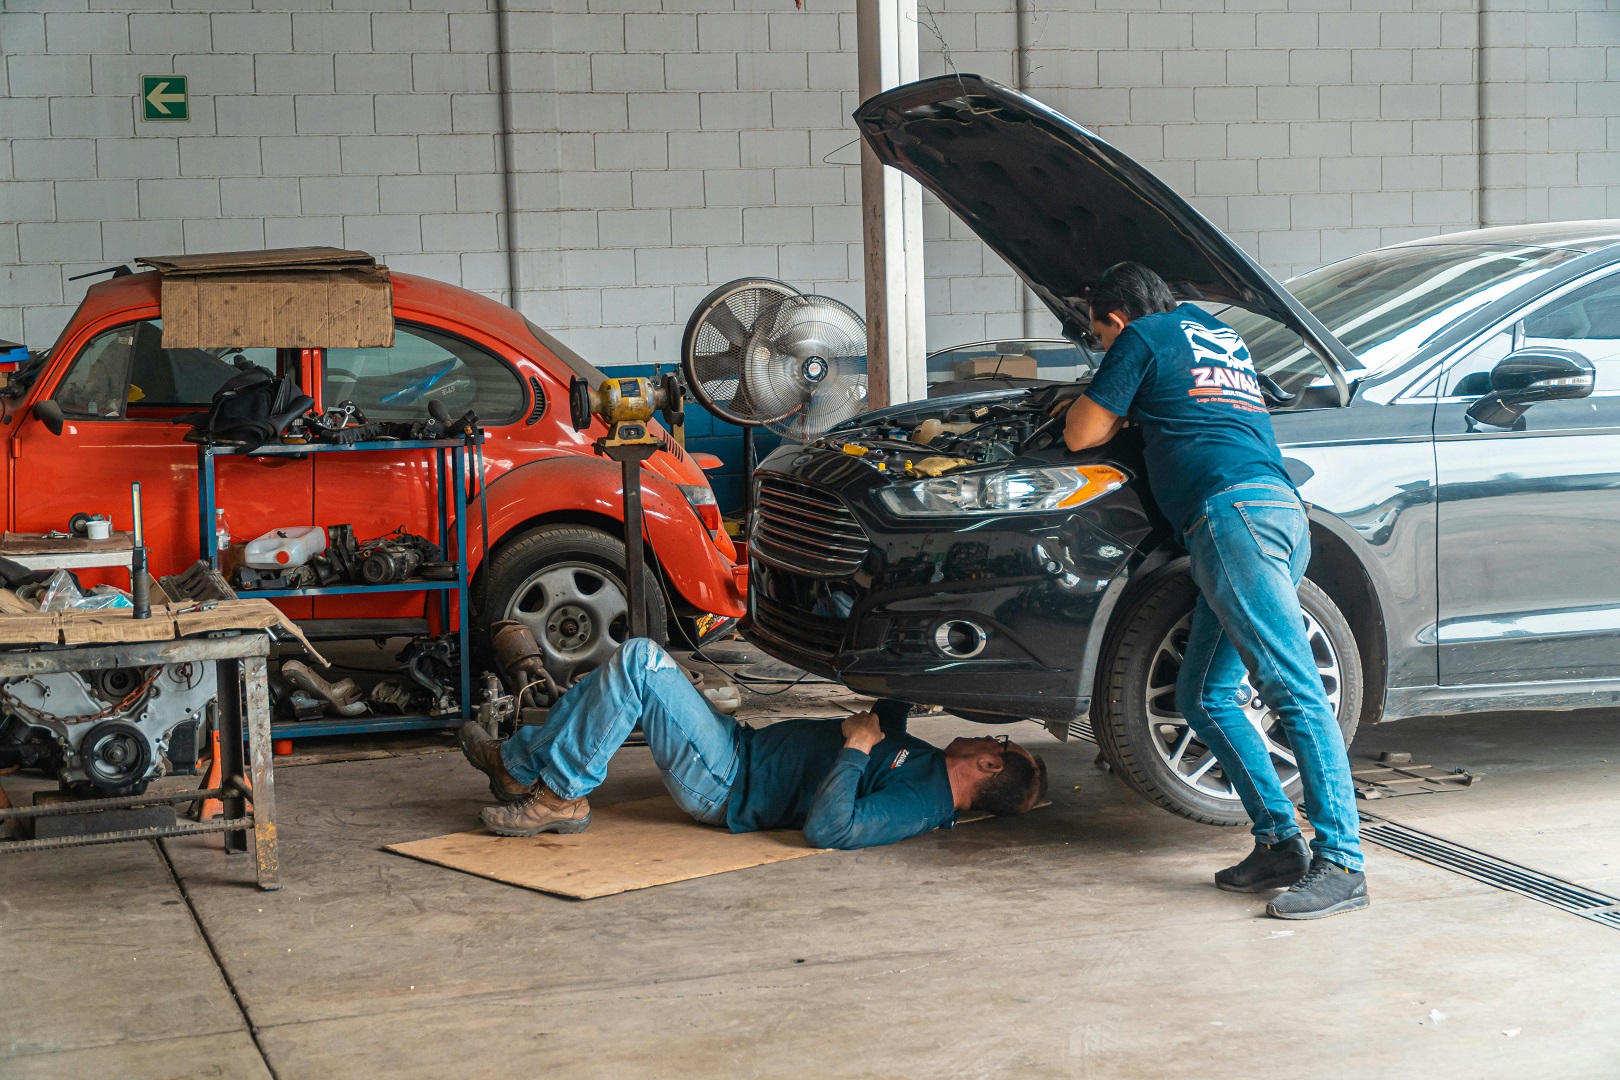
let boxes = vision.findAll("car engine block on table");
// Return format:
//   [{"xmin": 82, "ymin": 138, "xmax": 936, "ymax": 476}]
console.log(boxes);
[{"xmin": 0, "ymin": 663, "xmax": 217, "ymax": 795}]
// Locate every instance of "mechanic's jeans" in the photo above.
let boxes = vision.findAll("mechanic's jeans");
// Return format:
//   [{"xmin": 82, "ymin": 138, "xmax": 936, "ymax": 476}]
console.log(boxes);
[
  {"xmin": 1179, "ymin": 482, "xmax": 1364, "ymax": 871},
  {"xmin": 499, "ymin": 639, "xmax": 740, "ymax": 826}
]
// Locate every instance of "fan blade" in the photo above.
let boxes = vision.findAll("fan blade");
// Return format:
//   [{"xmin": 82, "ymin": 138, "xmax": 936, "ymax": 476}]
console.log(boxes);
[{"xmin": 706, "ymin": 301, "xmax": 751, "ymax": 349}]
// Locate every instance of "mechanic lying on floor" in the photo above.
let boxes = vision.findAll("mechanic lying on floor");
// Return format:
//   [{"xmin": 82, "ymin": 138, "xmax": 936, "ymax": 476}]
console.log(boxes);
[{"xmin": 459, "ymin": 638, "xmax": 1047, "ymax": 847}]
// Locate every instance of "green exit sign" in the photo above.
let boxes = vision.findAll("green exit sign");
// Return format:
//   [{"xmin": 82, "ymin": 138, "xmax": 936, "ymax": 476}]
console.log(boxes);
[{"xmin": 140, "ymin": 74, "xmax": 188, "ymax": 122}]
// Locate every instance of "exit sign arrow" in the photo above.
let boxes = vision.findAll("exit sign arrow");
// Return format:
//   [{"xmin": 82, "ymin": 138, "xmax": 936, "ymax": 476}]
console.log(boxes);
[{"xmin": 139, "ymin": 74, "xmax": 189, "ymax": 122}]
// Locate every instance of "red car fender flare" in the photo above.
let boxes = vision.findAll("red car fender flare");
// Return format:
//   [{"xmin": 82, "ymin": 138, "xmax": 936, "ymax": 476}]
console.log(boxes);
[{"xmin": 477, "ymin": 454, "xmax": 746, "ymax": 618}]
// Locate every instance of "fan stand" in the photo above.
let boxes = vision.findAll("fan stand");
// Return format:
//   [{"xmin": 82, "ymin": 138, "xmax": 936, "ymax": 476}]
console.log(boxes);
[{"xmin": 740, "ymin": 425, "xmax": 757, "ymax": 537}]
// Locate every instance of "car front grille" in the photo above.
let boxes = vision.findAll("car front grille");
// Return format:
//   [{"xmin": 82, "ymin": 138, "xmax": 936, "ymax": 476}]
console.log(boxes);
[
  {"xmin": 749, "ymin": 589, "xmax": 846, "ymax": 664},
  {"xmin": 750, "ymin": 475, "xmax": 870, "ymax": 577}
]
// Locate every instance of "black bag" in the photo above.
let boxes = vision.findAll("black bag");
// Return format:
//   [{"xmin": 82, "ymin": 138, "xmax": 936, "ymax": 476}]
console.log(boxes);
[{"xmin": 178, "ymin": 363, "xmax": 313, "ymax": 451}]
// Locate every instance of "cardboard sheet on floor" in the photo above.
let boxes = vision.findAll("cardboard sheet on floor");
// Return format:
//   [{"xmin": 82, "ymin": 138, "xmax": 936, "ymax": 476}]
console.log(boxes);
[
  {"xmin": 385, "ymin": 797, "xmax": 821, "ymax": 899},
  {"xmin": 386, "ymin": 797, "xmax": 1039, "ymax": 900}
]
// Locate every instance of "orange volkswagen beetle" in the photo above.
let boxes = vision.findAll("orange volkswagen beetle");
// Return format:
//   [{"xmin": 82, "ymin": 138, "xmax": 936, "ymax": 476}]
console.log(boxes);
[{"xmin": 3, "ymin": 260, "xmax": 745, "ymax": 683}]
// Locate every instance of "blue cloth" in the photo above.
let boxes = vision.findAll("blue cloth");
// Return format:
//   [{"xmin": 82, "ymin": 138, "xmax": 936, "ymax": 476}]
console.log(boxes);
[
  {"xmin": 499, "ymin": 640, "xmax": 958, "ymax": 848},
  {"xmin": 1177, "ymin": 482, "xmax": 1363, "ymax": 871},
  {"xmin": 727, "ymin": 715, "xmax": 957, "ymax": 849},
  {"xmin": 1084, "ymin": 304, "xmax": 1293, "ymax": 536}
]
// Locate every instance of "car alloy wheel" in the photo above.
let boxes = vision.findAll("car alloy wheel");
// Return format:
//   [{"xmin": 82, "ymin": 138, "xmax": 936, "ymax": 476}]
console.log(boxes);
[
  {"xmin": 478, "ymin": 524, "xmax": 667, "ymax": 689},
  {"xmin": 1094, "ymin": 573, "xmax": 1361, "ymax": 826},
  {"xmin": 1142, "ymin": 608, "xmax": 1342, "ymax": 805},
  {"xmin": 504, "ymin": 560, "xmax": 629, "ymax": 686}
]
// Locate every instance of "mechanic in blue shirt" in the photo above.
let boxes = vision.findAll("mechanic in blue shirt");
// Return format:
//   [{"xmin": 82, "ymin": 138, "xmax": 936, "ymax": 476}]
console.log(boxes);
[
  {"xmin": 459, "ymin": 638, "xmax": 1046, "ymax": 848},
  {"xmin": 1058, "ymin": 262, "xmax": 1367, "ymax": 921}
]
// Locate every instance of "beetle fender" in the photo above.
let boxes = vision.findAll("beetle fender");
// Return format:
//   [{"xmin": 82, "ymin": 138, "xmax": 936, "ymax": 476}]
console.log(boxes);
[{"xmin": 480, "ymin": 454, "xmax": 746, "ymax": 618}]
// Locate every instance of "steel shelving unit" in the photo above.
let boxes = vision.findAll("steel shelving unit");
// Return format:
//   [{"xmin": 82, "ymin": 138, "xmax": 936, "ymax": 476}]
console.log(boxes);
[{"xmin": 196, "ymin": 437, "xmax": 478, "ymax": 738}]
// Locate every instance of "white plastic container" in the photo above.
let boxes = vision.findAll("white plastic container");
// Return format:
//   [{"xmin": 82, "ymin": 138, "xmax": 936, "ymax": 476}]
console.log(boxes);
[{"xmin": 243, "ymin": 526, "xmax": 327, "ymax": 569}]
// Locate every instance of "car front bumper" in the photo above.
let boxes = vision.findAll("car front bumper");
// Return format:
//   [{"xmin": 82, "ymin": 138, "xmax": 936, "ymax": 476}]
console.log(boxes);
[{"xmin": 742, "ymin": 446, "xmax": 1155, "ymax": 722}]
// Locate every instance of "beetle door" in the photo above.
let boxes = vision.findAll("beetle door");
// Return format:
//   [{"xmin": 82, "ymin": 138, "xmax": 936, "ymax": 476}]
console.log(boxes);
[
  {"xmin": 11, "ymin": 318, "xmax": 314, "ymax": 616},
  {"xmin": 1433, "ymin": 273, "xmax": 1620, "ymax": 684}
]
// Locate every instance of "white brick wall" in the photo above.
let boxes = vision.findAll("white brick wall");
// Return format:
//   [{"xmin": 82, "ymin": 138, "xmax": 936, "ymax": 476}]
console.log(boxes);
[
  {"xmin": 0, "ymin": 3, "xmax": 505, "ymax": 346},
  {"xmin": 0, "ymin": 0, "xmax": 1612, "ymax": 364}
]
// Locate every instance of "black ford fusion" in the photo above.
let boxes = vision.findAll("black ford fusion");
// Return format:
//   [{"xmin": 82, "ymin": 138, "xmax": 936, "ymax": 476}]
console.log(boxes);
[{"xmin": 743, "ymin": 73, "xmax": 1620, "ymax": 825}]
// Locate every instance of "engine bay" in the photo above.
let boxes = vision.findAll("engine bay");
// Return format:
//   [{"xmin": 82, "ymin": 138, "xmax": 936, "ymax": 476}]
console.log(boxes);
[{"xmin": 814, "ymin": 384, "xmax": 1081, "ymax": 477}]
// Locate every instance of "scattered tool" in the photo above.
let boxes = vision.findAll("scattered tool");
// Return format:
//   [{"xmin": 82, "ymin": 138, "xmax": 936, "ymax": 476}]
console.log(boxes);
[
  {"xmin": 1353, "ymin": 752, "xmax": 1477, "ymax": 800},
  {"xmin": 129, "ymin": 482, "xmax": 150, "ymax": 620}
]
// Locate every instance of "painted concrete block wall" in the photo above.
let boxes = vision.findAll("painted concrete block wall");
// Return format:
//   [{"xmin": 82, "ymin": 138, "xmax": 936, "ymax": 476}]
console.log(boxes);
[
  {"xmin": 495, "ymin": 1, "xmax": 869, "ymax": 372},
  {"xmin": 1478, "ymin": 0, "xmax": 1620, "ymax": 224},
  {"xmin": 1, "ymin": 0, "xmax": 1612, "ymax": 374},
  {"xmin": 0, "ymin": 4, "xmax": 511, "ymax": 349}
]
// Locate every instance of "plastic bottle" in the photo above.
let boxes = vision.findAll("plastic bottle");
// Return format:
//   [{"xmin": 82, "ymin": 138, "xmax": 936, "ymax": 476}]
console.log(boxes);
[{"xmin": 244, "ymin": 526, "xmax": 328, "ymax": 569}]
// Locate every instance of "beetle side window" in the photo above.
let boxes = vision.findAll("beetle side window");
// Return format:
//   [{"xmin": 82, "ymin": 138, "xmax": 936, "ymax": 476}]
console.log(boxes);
[
  {"xmin": 54, "ymin": 320, "xmax": 276, "ymax": 418},
  {"xmin": 324, "ymin": 325, "xmax": 523, "ymax": 424}
]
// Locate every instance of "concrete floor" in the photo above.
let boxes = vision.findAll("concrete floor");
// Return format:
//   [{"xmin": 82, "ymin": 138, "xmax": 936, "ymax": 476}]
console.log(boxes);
[{"xmin": 6, "ymin": 669, "xmax": 1620, "ymax": 1079}]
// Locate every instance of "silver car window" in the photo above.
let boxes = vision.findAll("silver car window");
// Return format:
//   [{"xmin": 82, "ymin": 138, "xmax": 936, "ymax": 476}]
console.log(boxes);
[
  {"xmin": 1223, "ymin": 243, "xmax": 1585, "ymax": 383},
  {"xmin": 1422, "ymin": 269, "xmax": 1620, "ymax": 400}
]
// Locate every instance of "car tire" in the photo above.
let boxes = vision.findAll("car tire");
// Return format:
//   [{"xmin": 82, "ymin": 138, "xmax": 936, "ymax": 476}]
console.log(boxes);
[
  {"xmin": 1091, "ymin": 573, "xmax": 1361, "ymax": 827},
  {"xmin": 476, "ymin": 525, "xmax": 667, "ymax": 687}
]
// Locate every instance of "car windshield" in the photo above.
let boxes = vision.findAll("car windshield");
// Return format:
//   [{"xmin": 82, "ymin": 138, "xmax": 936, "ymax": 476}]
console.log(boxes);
[{"xmin": 1220, "ymin": 243, "xmax": 1587, "ymax": 383}]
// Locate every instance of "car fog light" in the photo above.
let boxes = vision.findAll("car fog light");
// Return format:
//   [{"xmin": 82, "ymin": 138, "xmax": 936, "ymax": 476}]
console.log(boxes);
[{"xmin": 933, "ymin": 619, "xmax": 988, "ymax": 659}]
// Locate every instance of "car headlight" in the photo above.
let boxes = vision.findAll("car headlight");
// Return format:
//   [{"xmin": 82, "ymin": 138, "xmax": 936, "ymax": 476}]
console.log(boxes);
[{"xmin": 878, "ymin": 464, "xmax": 1127, "ymax": 516}]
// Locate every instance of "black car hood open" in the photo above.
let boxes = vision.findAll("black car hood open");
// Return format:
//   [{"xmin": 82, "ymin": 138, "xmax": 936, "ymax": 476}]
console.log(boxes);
[{"xmin": 854, "ymin": 75, "xmax": 1359, "ymax": 375}]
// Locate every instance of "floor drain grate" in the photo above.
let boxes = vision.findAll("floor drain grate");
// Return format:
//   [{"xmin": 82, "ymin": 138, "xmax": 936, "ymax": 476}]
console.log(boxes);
[{"xmin": 1361, "ymin": 813, "xmax": 1620, "ymax": 930}]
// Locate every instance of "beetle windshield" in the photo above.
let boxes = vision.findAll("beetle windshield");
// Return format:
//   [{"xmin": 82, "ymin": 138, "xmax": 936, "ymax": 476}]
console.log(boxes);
[{"xmin": 1222, "ymin": 243, "xmax": 1587, "ymax": 382}]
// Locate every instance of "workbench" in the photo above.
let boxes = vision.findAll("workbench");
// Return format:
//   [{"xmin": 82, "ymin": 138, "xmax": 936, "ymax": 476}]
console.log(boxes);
[
  {"xmin": 0, "ymin": 531, "xmax": 136, "ymax": 572},
  {"xmin": 0, "ymin": 630, "xmax": 281, "ymax": 890}
]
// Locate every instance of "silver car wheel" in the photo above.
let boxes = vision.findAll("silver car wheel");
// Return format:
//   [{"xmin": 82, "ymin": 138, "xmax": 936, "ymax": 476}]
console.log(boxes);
[
  {"xmin": 1142, "ymin": 609, "xmax": 1343, "ymax": 804},
  {"xmin": 503, "ymin": 561, "xmax": 629, "ymax": 685}
]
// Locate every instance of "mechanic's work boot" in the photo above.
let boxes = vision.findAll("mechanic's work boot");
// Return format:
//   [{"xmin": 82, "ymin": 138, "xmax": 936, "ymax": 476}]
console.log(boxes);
[
  {"xmin": 1266, "ymin": 857, "xmax": 1370, "ymax": 920},
  {"xmin": 1215, "ymin": 835, "xmax": 1312, "ymax": 893},
  {"xmin": 458, "ymin": 721, "xmax": 533, "ymax": 804},
  {"xmin": 480, "ymin": 785, "xmax": 592, "ymax": 837}
]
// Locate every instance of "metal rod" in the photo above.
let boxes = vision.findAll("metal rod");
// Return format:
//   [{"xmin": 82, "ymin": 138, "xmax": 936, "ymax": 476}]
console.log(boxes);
[
  {"xmin": 623, "ymin": 454, "xmax": 647, "ymax": 639},
  {"xmin": 475, "ymin": 436, "xmax": 491, "ymax": 625},
  {"xmin": 0, "ymin": 786, "xmax": 236, "ymax": 820},
  {"xmin": 742, "ymin": 425, "xmax": 757, "ymax": 537},
  {"xmin": 0, "ymin": 816, "xmax": 256, "ymax": 854}
]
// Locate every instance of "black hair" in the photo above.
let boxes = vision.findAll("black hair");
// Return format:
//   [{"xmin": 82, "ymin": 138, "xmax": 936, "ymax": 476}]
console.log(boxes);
[
  {"xmin": 1089, "ymin": 261, "xmax": 1177, "ymax": 324},
  {"xmin": 973, "ymin": 750, "xmax": 1048, "ymax": 817}
]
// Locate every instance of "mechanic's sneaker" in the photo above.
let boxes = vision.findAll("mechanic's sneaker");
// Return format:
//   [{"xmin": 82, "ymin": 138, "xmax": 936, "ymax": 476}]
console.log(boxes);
[
  {"xmin": 1266, "ymin": 857, "xmax": 1369, "ymax": 920},
  {"xmin": 480, "ymin": 785, "xmax": 592, "ymax": 837},
  {"xmin": 1215, "ymin": 836, "xmax": 1311, "ymax": 893},
  {"xmin": 458, "ymin": 722, "xmax": 532, "ymax": 805}
]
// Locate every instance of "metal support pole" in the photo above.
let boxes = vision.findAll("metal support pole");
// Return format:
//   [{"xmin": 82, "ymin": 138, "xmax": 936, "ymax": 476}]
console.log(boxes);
[
  {"xmin": 622, "ymin": 455, "xmax": 646, "ymax": 640},
  {"xmin": 857, "ymin": 0, "xmax": 927, "ymax": 408},
  {"xmin": 598, "ymin": 441, "xmax": 659, "ymax": 641},
  {"xmin": 1013, "ymin": 0, "xmax": 1037, "ymax": 340}
]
